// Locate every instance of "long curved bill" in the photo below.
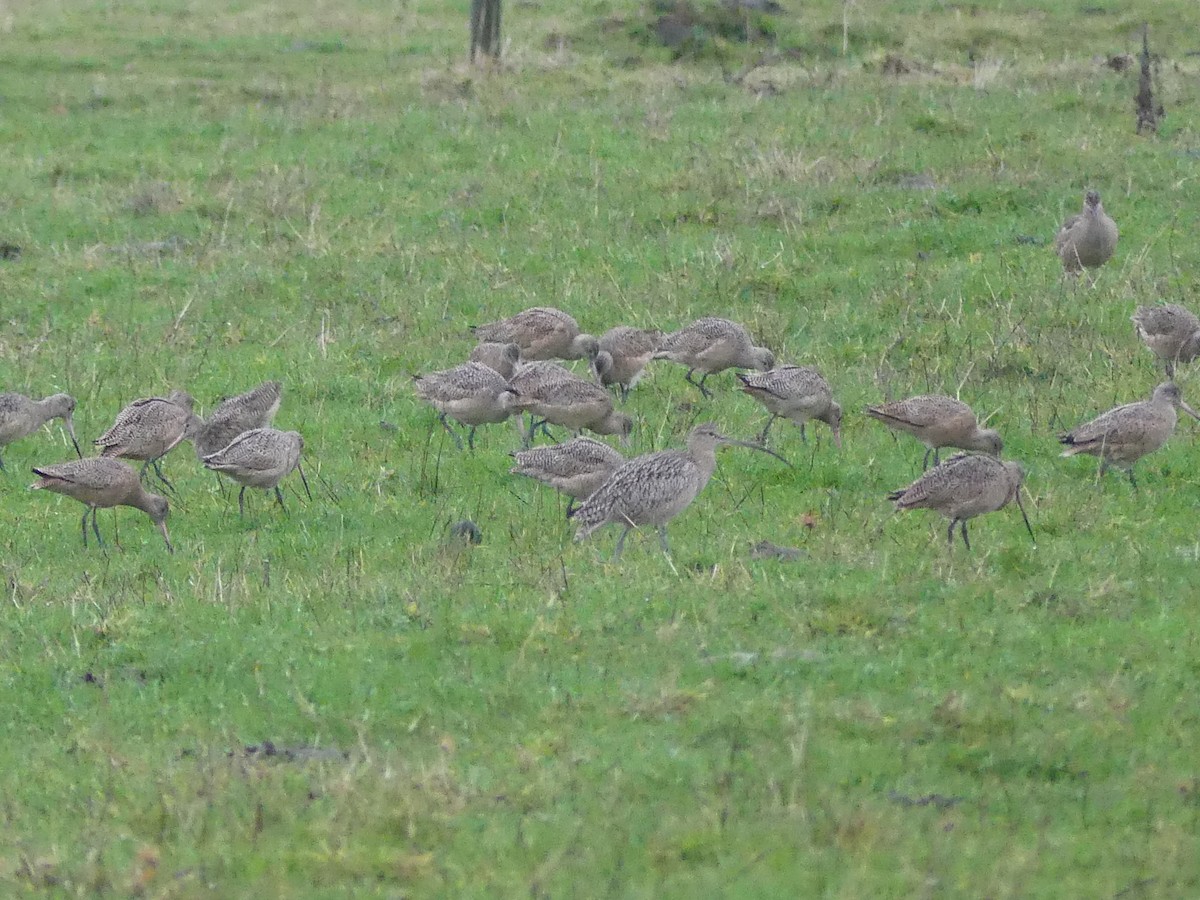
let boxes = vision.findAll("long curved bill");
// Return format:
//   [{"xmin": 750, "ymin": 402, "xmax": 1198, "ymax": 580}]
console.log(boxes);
[
  {"xmin": 297, "ymin": 462, "xmax": 313, "ymax": 501},
  {"xmin": 158, "ymin": 520, "xmax": 175, "ymax": 554},
  {"xmin": 719, "ymin": 436, "xmax": 793, "ymax": 468},
  {"xmin": 1015, "ymin": 488, "xmax": 1035, "ymax": 545},
  {"xmin": 1180, "ymin": 400, "xmax": 1200, "ymax": 422},
  {"xmin": 64, "ymin": 414, "xmax": 82, "ymax": 459}
]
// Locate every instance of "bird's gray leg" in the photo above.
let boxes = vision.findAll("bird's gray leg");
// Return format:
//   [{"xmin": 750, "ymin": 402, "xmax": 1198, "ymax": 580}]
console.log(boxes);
[
  {"xmin": 757, "ymin": 415, "xmax": 777, "ymax": 444},
  {"xmin": 619, "ymin": 384, "xmax": 631, "ymax": 404},
  {"xmin": 934, "ymin": 448, "xmax": 941, "ymax": 466},
  {"xmin": 960, "ymin": 520, "xmax": 970, "ymax": 551},
  {"xmin": 467, "ymin": 426, "xmax": 478, "ymax": 452},
  {"xmin": 1167, "ymin": 359, "xmax": 1176, "ymax": 379},
  {"xmin": 922, "ymin": 447, "xmax": 933, "ymax": 471},
  {"xmin": 566, "ymin": 497, "xmax": 577, "ymax": 517},
  {"xmin": 151, "ymin": 458, "xmax": 177, "ymax": 494},
  {"xmin": 612, "ymin": 526, "xmax": 631, "ymax": 561},
  {"xmin": 1127, "ymin": 467, "xmax": 1138, "ymax": 491},
  {"xmin": 0, "ymin": 450, "xmax": 7, "ymax": 472},
  {"xmin": 274, "ymin": 486, "xmax": 287, "ymax": 512},
  {"xmin": 684, "ymin": 369, "xmax": 713, "ymax": 399},
  {"xmin": 657, "ymin": 526, "xmax": 671, "ymax": 556},
  {"xmin": 799, "ymin": 421, "xmax": 807, "ymax": 443},
  {"xmin": 438, "ymin": 413, "xmax": 464, "ymax": 451},
  {"xmin": 946, "ymin": 518, "xmax": 957, "ymax": 548},
  {"xmin": 80, "ymin": 509, "xmax": 90, "ymax": 547},
  {"xmin": 238, "ymin": 486, "xmax": 247, "ymax": 517}
]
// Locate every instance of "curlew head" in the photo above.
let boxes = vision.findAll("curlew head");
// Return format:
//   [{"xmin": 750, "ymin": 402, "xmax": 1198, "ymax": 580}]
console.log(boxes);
[
  {"xmin": 966, "ymin": 428, "xmax": 1004, "ymax": 457},
  {"xmin": 143, "ymin": 494, "xmax": 174, "ymax": 553},
  {"xmin": 591, "ymin": 349, "xmax": 614, "ymax": 386},
  {"xmin": 571, "ymin": 334, "xmax": 600, "ymax": 361},
  {"xmin": 1153, "ymin": 381, "xmax": 1200, "ymax": 420},
  {"xmin": 687, "ymin": 423, "xmax": 792, "ymax": 466},
  {"xmin": 1084, "ymin": 190, "xmax": 1102, "ymax": 210},
  {"xmin": 750, "ymin": 348, "xmax": 776, "ymax": 372}
]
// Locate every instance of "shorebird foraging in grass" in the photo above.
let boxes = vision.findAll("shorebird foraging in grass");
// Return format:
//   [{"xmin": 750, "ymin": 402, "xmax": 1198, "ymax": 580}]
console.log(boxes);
[
  {"xmin": 194, "ymin": 381, "xmax": 283, "ymax": 462},
  {"xmin": 652, "ymin": 317, "xmax": 774, "ymax": 399},
  {"xmin": 568, "ymin": 423, "xmax": 790, "ymax": 560},
  {"xmin": 592, "ymin": 326, "xmax": 662, "ymax": 403},
  {"xmin": 202, "ymin": 428, "xmax": 309, "ymax": 516},
  {"xmin": 412, "ymin": 361, "xmax": 520, "ymax": 451},
  {"xmin": 511, "ymin": 371, "xmax": 632, "ymax": 446},
  {"xmin": 1054, "ymin": 189, "xmax": 1118, "ymax": 278},
  {"xmin": 866, "ymin": 395, "xmax": 1002, "ymax": 469},
  {"xmin": 471, "ymin": 307, "xmax": 598, "ymax": 362},
  {"xmin": 1058, "ymin": 382, "xmax": 1199, "ymax": 489},
  {"xmin": 510, "ymin": 437, "xmax": 625, "ymax": 514},
  {"xmin": 1131, "ymin": 305, "xmax": 1200, "ymax": 378},
  {"xmin": 888, "ymin": 453, "xmax": 1033, "ymax": 551},
  {"xmin": 468, "ymin": 341, "xmax": 521, "ymax": 380},
  {"xmin": 0, "ymin": 392, "xmax": 81, "ymax": 471},
  {"xmin": 737, "ymin": 365, "xmax": 842, "ymax": 447},
  {"xmin": 31, "ymin": 457, "xmax": 172, "ymax": 552},
  {"xmin": 94, "ymin": 390, "xmax": 200, "ymax": 492}
]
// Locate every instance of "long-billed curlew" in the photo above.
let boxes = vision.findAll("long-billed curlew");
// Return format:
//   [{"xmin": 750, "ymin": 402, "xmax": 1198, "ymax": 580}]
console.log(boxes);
[
  {"xmin": 1132, "ymin": 305, "xmax": 1200, "ymax": 378},
  {"xmin": 202, "ymin": 428, "xmax": 309, "ymax": 516},
  {"xmin": 737, "ymin": 365, "xmax": 842, "ymax": 447},
  {"xmin": 593, "ymin": 326, "xmax": 662, "ymax": 403},
  {"xmin": 1059, "ymin": 381, "xmax": 1199, "ymax": 488},
  {"xmin": 471, "ymin": 307, "xmax": 598, "ymax": 362},
  {"xmin": 512, "ymin": 369, "xmax": 632, "ymax": 446},
  {"xmin": 413, "ymin": 361, "xmax": 519, "ymax": 451},
  {"xmin": 569, "ymin": 423, "xmax": 789, "ymax": 559},
  {"xmin": 510, "ymin": 437, "xmax": 625, "ymax": 514},
  {"xmin": 468, "ymin": 341, "xmax": 521, "ymax": 380},
  {"xmin": 1055, "ymin": 189, "xmax": 1118, "ymax": 277},
  {"xmin": 0, "ymin": 392, "xmax": 82, "ymax": 470},
  {"xmin": 888, "ymin": 453, "xmax": 1033, "ymax": 550},
  {"xmin": 195, "ymin": 381, "xmax": 283, "ymax": 461},
  {"xmin": 94, "ymin": 390, "xmax": 200, "ymax": 491},
  {"xmin": 652, "ymin": 317, "xmax": 774, "ymax": 399},
  {"xmin": 866, "ymin": 395, "xmax": 1001, "ymax": 469},
  {"xmin": 30, "ymin": 457, "xmax": 172, "ymax": 552}
]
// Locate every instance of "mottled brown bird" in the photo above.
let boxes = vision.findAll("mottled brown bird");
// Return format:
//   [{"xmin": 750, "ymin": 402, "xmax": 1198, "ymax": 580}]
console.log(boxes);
[
  {"xmin": 1131, "ymin": 305, "xmax": 1200, "ymax": 378},
  {"xmin": 413, "ymin": 362, "xmax": 520, "ymax": 451},
  {"xmin": 194, "ymin": 381, "xmax": 283, "ymax": 461},
  {"xmin": 888, "ymin": 453, "xmax": 1032, "ymax": 550},
  {"xmin": 471, "ymin": 307, "xmax": 598, "ymax": 362},
  {"xmin": 1055, "ymin": 190, "xmax": 1118, "ymax": 276},
  {"xmin": 31, "ymin": 457, "xmax": 172, "ymax": 552},
  {"xmin": 737, "ymin": 365, "xmax": 842, "ymax": 447},
  {"xmin": 94, "ymin": 390, "xmax": 200, "ymax": 491},
  {"xmin": 0, "ymin": 392, "xmax": 81, "ymax": 470},
  {"xmin": 866, "ymin": 395, "xmax": 1001, "ymax": 469},
  {"xmin": 510, "ymin": 437, "xmax": 625, "ymax": 514},
  {"xmin": 653, "ymin": 317, "xmax": 774, "ymax": 399},
  {"xmin": 202, "ymin": 428, "xmax": 309, "ymax": 516},
  {"xmin": 592, "ymin": 326, "xmax": 662, "ymax": 403}
]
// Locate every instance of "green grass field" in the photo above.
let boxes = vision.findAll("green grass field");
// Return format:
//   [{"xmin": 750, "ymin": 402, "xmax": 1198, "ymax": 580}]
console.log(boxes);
[{"xmin": 2, "ymin": 0, "xmax": 1200, "ymax": 894}]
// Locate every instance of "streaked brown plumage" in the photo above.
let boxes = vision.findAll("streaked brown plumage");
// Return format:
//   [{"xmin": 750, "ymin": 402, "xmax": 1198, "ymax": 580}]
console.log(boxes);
[
  {"xmin": 737, "ymin": 365, "xmax": 842, "ymax": 447},
  {"xmin": 1131, "ymin": 305, "xmax": 1200, "ymax": 378},
  {"xmin": 866, "ymin": 395, "xmax": 1001, "ymax": 469},
  {"xmin": 1055, "ymin": 190, "xmax": 1118, "ymax": 275},
  {"xmin": 30, "ymin": 457, "xmax": 172, "ymax": 552},
  {"xmin": 652, "ymin": 317, "xmax": 775, "ymax": 398},
  {"xmin": 471, "ymin": 307, "xmax": 598, "ymax": 362},
  {"xmin": 510, "ymin": 437, "xmax": 625, "ymax": 513},
  {"xmin": 1059, "ymin": 382, "xmax": 1199, "ymax": 488},
  {"xmin": 569, "ymin": 423, "xmax": 788, "ymax": 559},
  {"xmin": 94, "ymin": 390, "xmax": 200, "ymax": 491},
  {"xmin": 413, "ymin": 361, "xmax": 519, "ymax": 451},
  {"xmin": 0, "ymin": 392, "xmax": 81, "ymax": 470},
  {"xmin": 888, "ymin": 453, "xmax": 1032, "ymax": 550},
  {"xmin": 593, "ymin": 326, "xmax": 662, "ymax": 403},
  {"xmin": 195, "ymin": 381, "xmax": 283, "ymax": 461},
  {"xmin": 202, "ymin": 428, "xmax": 309, "ymax": 516},
  {"xmin": 512, "ymin": 369, "xmax": 632, "ymax": 444}
]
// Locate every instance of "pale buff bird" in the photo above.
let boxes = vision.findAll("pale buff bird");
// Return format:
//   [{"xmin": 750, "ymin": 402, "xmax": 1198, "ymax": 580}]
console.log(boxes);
[
  {"xmin": 652, "ymin": 317, "xmax": 774, "ymax": 399},
  {"xmin": 413, "ymin": 362, "xmax": 520, "ymax": 451},
  {"xmin": 468, "ymin": 341, "xmax": 521, "ymax": 380},
  {"xmin": 1131, "ymin": 305, "xmax": 1200, "ymax": 378},
  {"xmin": 94, "ymin": 390, "xmax": 200, "ymax": 491},
  {"xmin": 471, "ymin": 307, "xmax": 598, "ymax": 362},
  {"xmin": 195, "ymin": 381, "xmax": 283, "ymax": 461},
  {"xmin": 1055, "ymin": 190, "xmax": 1118, "ymax": 276},
  {"xmin": 0, "ymin": 392, "xmax": 82, "ymax": 470},
  {"xmin": 888, "ymin": 453, "xmax": 1033, "ymax": 550},
  {"xmin": 1059, "ymin": 382, "xmax": 1199, "ymax": 488},
  {"xmin": 866, "ymin": 395, "xmax": 1002, "ymax": 469},
  {"xmin": 30, "ymin": 457, "xmax": 172, "ymax": 552},
  {"xmin": 510, "ymin": 437, "xmax": 625, "ymax": 514},
  {"xmin": 568, "ymin": 424, "xmax": 789, "ymax": 559},
  {"xmin": 592, "ymin": 326, "xmax": 662, "ymax": 403},
  {"xmin": 202, "ymin": 428, "xmax": 310, "ymax": 516},
  {"xmin": 737, "ymin": 365, "xmax": 842, "ymax": 447}
]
